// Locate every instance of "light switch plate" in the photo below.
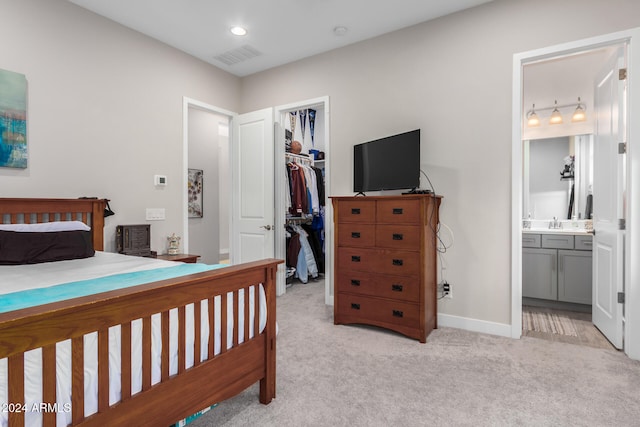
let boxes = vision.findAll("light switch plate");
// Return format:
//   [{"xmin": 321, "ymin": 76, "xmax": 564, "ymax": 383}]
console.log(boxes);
[{"xmin": 146, "ymin": 208, "xmax": 165, "ymax": 220}]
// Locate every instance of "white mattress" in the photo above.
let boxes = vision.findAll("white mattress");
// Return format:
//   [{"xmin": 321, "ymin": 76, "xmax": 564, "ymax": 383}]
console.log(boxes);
[
  {"xmin": 0, "ymin": 251, "xmax": 181, "ymax": 294},
  {"xmin": 0, "ymin": 252, "xmax": 267, "ymax": 427}
]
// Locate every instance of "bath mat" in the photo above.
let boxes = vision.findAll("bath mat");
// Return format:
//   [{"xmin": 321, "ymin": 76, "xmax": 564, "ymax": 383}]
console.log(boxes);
[{"xmin": 522, "ymin": 309, "xmax": 578, "ymax": 337}]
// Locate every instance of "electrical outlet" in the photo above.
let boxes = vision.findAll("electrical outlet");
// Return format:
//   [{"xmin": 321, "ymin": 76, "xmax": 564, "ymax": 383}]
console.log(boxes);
[{"xmin": 442, "ymin": 282, "xmax": 452, "ymax": 298}]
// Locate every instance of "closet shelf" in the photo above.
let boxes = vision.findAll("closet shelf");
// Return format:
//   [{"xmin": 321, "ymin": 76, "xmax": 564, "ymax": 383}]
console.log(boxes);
[
  {"xmin": 285, "ymin": 215, "xmax": 314, "ymax": 224},
  {"xmin": 286, "ymin": 152, "xmax": 314, "ymax": 165}
]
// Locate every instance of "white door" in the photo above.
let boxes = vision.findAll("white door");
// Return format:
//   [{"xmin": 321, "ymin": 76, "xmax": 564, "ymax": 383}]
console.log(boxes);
[
  {"xmin": 592, "ymin": 46, "xmax": 626, "ymax": 349},
  {"xmin": 231, "ymin": 108, "xmax": 275, "ymax": 263}
]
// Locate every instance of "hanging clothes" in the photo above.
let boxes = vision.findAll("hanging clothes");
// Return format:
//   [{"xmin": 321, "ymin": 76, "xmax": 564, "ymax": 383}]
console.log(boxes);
[
  {"xmin": 285, "ymin": 154, "xmax": 325, "ymax": 283},
  {"xmin": 301, "ymin": 163, "xmax": 319, "ymax": 215},
  {"xmin": 312, "ymin": 166, "xmax": 325, "ymax": 206},
  {"xmin": 286, "ymin": 159, "xmax": 324, "ymax": 216},
  {"xmin": 287, "ymin": 229, "xmax": 302, "ymax": 269},
  {"xmin": 302, "ymin": 220, "xmax": 324, "ymax": 274},
  {"xmin": 287, "ymin": 162, "xmax": 308, "ymax": 215},
  {"xmin": 291, "ymin": 224, "xmax": 318, "ymax": 283}
]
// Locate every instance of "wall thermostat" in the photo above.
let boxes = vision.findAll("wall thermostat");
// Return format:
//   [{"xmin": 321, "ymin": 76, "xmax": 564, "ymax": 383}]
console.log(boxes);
[{"xmin": 154, "ymin": 175, "xmax": 168, "ymax": 186}]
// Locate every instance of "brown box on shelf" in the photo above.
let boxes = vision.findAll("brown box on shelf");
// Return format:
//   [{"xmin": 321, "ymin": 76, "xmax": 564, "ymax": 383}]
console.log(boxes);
[{"xmin": 116, "ymin": 224, "xmax": 153, "ymax": 257}]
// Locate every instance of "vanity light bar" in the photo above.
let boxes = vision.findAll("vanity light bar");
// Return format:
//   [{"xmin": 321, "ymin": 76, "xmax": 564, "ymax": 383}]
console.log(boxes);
[{"xmin": 525, "ymin": 97, "xmax": 587, "ymax": 127}]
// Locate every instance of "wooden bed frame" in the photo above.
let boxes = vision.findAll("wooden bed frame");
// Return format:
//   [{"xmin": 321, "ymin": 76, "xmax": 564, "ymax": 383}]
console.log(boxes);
[{"xmin": 0, "ymin": 198, "xmax": 281, "ymax": 427}]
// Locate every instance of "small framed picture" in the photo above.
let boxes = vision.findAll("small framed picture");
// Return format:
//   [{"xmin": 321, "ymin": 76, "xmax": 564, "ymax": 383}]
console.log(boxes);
[{"xmin": 188, "ymin": 168, "xmax": 203, "ymax": 218}]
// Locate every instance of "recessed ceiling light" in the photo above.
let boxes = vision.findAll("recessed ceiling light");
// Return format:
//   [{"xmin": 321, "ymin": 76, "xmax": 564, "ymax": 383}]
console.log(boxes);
[
  {"xmin": 333, "ymin": 26, "xmax": 348, "ymax": 36},
  {"xmin": 230, "ymin": 26, "xmax": 247, "ymax": 36}
]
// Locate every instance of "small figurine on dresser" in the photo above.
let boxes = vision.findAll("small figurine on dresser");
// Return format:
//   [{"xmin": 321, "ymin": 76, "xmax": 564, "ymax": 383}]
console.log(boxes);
[{"xmin": 167, "ymin": 233, "xmax": 181, "ymax": 255}]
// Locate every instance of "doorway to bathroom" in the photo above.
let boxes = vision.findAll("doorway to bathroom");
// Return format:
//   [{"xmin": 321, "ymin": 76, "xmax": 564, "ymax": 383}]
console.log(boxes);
[{"xmin": 511, "ymin": 28, "xmax": 640, "ymax": 360}]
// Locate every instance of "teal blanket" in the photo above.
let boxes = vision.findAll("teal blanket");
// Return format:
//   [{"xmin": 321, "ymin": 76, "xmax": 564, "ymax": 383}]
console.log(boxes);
[{"xmin": 0, "ymin": 263, "xmax": 225, "ymax": 313}]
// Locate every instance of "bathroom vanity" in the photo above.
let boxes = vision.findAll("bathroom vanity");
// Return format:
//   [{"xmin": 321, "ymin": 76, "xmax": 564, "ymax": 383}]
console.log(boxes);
[{"xmin": 522, "ymin": 229, "xmax": 593, "ymax": 305}]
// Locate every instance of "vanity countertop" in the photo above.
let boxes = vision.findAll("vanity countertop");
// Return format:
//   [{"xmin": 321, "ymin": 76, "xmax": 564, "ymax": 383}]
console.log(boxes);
[{"xmin": 523, "ymin": 228, "xmax": 593, "ymax": 236}]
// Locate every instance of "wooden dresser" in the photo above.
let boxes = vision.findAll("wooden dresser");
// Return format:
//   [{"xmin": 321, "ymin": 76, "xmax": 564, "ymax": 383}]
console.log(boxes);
[{"xmin": 331, "ymin": 194, "xmax": 442, "ymax": 342}]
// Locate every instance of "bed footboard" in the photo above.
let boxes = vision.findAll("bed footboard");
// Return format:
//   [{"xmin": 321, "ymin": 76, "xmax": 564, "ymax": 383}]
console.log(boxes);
[{"xmin": 0, "ymin": 258, "xmax": 281, "ymax": 427}]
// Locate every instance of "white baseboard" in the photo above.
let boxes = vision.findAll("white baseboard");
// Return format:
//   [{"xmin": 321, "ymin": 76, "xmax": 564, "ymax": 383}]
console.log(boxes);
[
  {"xmin": 326, "ymin": 290, "xmax": 513, "ymax": 338},
  {"xmin": 437, "ymin": 313, "xmax": 512, "ymax": 338}
]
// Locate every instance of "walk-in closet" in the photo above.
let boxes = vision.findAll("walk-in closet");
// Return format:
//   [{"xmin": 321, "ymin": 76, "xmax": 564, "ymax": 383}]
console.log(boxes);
[{"xmin": 283, "ymin": 106, "xmax": 326, "ymax": 286}]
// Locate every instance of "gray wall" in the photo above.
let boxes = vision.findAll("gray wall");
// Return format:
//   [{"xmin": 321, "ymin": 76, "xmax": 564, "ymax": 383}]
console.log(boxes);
[
  {"xmin": 2, "ymin": 0, "xmax": 639, "ymax": 326},
  {"xmin": 0, "ymin": 0, "xmax": 240, "ymax": 252},
  {"xmin": 238, "ymin": 0, "xmax": 640, "ymax": 325}
]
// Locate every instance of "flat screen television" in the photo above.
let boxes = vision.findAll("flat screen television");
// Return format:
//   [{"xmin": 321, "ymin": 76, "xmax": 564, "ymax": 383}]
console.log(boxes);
[{"xmin": 353, "ymin": 129, "xmax": 420, "ymax": 193}]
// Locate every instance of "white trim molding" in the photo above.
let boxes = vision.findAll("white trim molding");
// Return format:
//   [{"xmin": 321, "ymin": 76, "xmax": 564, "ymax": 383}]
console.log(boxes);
[{"xmin": 438, "ymin": 313, "xmax": 512, "ymax": 338}]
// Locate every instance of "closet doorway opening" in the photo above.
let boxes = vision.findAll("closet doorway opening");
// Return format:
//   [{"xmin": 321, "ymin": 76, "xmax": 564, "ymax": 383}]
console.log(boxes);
[
  {"xmin": 182, "ymin": 97, "xmax": 234, "ymax": 265},
  {"xmin": 275, "ymin": 97, "xmax": 332, "ymax": 305}
]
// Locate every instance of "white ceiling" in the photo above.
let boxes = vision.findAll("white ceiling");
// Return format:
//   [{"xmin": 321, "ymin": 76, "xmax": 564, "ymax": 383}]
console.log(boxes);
[{"xmin": 68, "ymin": 0, "xmax": 494, "ymax": 77}]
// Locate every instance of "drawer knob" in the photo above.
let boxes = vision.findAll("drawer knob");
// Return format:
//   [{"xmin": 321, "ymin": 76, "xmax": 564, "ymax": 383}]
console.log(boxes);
[
  {"xmin": 392, "ymin": 310, "xmax": 404, "ymax": 318},
  {"xmin": 351, "ymin": 255, "xmax": 361, "ymax": 262},
  {"xmin": 351, "ymin": 232, "xmax": 361, "ymax": 238},
  {"xmin": 351, "ymin": 303, "xmax": 361, "ymax": 310},
  {"xmin": 392, "ymin": 208, "xmax": 403, "ymax": 215},
  {"xmin": 392, "ymin": 233, "xmax": 404, "ymax": 240},
  {"xmin": 392, "ymin": 259, "xmax": 403, "ymax": 266},
  {"xmin": 391, "ymin": 284, "xmax": 403, "ymax": 292},
  {"xmin": 351, "ymin": 208, "xmax": 361, "ymax": 215},
  {"xmin": 351, "ymin": 279, "xmax": 361, "ymax": 286}
]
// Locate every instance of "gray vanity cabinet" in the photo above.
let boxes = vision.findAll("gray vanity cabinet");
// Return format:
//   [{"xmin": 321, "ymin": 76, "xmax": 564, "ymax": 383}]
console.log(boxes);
[
  {"xmin": 522, "ymin": 233, "xmax": 592, "ymax": 304},
  {"xmin": 523, "ymin": 248, "xmax": 557, "ymax": 300},
  {"xmin": 558, "ymin": 249, "xmax": 592, "ymax": 304}
]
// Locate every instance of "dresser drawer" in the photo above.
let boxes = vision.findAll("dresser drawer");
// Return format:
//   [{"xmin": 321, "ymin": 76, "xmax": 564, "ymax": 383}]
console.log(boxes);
[
  {"xmin": 376, "ymin": 225, "xmax": 421, "ymax": 250},
  {"xmin": 337, "ymin": 223, "xmax": 376, "ymax": 247},
  {"xmin": 375, "ymin": 249, "xmax": 421, "ymax": 276},
  {"xmin": 542, "ymin": 234, "xmax": 574, "ymax": 249},
  {"xmin": 376, "ymin": 199, "xmax": 420, "ymax": 224},
  {"xmin": 336, "ymin": 200, "xmax": 376, "ymax": 223},
  {"xmin": 336, "ymin": 271, "xmax": 419, "ymax": 302},
  {"xmin": 337, "ymin": 248, "xmax": 420, "ymax": 276},
  {"xmin": 337, "ymin": 247, "xmax": 377, "ymax": 272},
  {"xmin": 337, "ymin": 294, "xmax": 420, "ymax": 328}
]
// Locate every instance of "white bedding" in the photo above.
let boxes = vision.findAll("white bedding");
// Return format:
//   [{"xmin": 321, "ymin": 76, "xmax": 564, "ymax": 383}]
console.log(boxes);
[
  {"xmin": 0, "ymin": 252, "xmax": 267, "ymax": 427},
  {"xmin": 0, "ymin": 251, "xmax": 180, "ymax": 294}
]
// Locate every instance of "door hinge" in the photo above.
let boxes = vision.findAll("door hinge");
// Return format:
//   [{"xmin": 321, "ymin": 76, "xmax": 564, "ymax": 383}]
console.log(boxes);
[
  {"xmin": 618, "ymin": 292, "xmax": 625, "ymax": 304},
  {"xmin": 618, "ymin": 142, "xmax": 627, "ymax": 154},
  {"xmin": 619, "ymin": 68, "xmax": 627, "ymax": 80},
  {"xmin": 619, "ymin": 218, "xmax": 626, "ymax": 230}
]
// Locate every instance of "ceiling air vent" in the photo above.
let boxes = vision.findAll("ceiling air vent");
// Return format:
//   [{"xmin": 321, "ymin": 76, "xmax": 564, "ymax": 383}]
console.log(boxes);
[{"xmin": 214, "ymin": 45, "xmax": 262, "ymax": 66}]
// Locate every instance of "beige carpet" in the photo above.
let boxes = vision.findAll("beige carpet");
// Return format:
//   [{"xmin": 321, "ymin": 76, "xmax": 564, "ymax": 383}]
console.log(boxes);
[{"xmin": 189, "ymin": 281, "xmax": 638, "ymax": 427}]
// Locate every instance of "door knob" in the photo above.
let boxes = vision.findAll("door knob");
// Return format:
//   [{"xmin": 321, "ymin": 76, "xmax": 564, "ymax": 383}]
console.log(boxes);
[{"xmin": 261, "ymin": 225, "xmax": 272, "ymax": 231}]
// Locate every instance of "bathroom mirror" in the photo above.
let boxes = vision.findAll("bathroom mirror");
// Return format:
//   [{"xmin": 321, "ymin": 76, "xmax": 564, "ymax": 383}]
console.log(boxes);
[{"xmin": 523, "ymin": 134, "xmax": 593, "ymax": 220}]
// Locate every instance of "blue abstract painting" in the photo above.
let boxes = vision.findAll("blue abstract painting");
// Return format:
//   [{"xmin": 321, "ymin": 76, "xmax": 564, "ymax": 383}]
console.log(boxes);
[{"xmin": 0, "ymin": 69, "xmax": 27, "ymax": 168}]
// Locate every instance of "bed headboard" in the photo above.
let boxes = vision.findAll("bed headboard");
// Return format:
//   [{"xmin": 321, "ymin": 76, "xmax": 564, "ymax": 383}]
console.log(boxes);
[{"xmin": 0, "ymin": 198, "xmax": 107, "ymax": 250}]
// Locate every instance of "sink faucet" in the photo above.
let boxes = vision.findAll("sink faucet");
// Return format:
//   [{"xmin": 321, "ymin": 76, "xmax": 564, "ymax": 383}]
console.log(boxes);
[{"xmin": 549, "ymin": 217, "xmax": 562, "ymax": 229}]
